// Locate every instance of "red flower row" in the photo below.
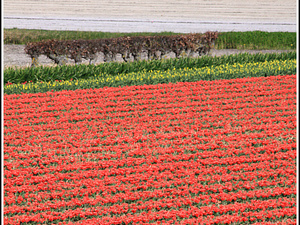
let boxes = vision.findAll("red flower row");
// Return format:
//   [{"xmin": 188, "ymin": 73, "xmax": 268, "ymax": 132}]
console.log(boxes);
[{"xmin": 4, "ymin": 75, "xmax": 296, "ymax": 224}]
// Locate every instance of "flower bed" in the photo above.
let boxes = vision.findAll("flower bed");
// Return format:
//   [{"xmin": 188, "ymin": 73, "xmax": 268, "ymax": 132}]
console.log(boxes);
[
  {"xmin": 4, "ymin": 59, "xmax": 296, "ymax": 95},
  {"xmin": 3, "ymin": 75, "xmax": 296, "ymax": 224}
]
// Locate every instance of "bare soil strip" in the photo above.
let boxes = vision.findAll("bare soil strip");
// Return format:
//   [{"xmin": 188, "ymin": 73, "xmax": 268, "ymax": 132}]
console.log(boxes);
[{"xmin": 3, "ymin": 0, "xmax": 296, "ymax": 32}]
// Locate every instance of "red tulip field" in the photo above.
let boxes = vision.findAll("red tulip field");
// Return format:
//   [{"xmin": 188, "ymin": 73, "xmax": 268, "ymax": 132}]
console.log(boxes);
[{"xmin": 3, "ymin": 74, "xmax": 297, "ymax": 224}]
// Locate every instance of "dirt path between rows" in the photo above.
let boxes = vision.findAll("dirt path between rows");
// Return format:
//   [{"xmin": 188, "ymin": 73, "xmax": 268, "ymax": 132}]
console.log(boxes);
[{"xmin": 4, "ymin": 44, "xmax": 296, "ymax": 69}]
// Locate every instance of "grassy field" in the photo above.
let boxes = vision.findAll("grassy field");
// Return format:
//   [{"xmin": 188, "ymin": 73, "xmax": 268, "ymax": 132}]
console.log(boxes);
[{"xmin": 4, "ymin": 28, "xmax": 297, "ymax": 50}]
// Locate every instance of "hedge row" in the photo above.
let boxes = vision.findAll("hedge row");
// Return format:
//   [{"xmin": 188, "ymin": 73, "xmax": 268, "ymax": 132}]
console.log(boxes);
[{"xmin": 24, "ymin": 32, "xmax": 218, "ymax": 66}]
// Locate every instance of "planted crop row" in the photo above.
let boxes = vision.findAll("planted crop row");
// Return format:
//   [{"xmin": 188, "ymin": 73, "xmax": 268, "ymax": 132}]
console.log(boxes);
[
  {"xmin": 4, "ymin": 75, "xmax": 296, "ymax": 224},
  {"xmin": 4, "ymin": 59, "xmax": 296, "ymax": 95},
  {"xmin": 4, "ymin": 51, "xmax": 296, "ymax": 85}
]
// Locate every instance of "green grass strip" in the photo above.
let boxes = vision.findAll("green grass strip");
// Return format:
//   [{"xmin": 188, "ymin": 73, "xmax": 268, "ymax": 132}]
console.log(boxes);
[
  {"xmin": 4, "ymin": 29, "xmax": 296, "ymax": 50},
  {"xmin": 4, "ymin": 51, "xmax": 296, "ymax": 85},
  {"xmin": 4, "ymin": 28, "xmax": 179, "ymax": 44},
  {"xmin": 4, "ymin": 59, "xmax": 296, "ymax": 95},
  {"xmin": 215, "ymin": 31, "xmax": 296, "ymax": 50}
]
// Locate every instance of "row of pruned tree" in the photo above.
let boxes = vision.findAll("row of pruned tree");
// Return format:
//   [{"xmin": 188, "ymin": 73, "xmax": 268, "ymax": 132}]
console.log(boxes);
[{"xmin": 25, "ymin": 31, "xmax": 218, "ymax": 66}]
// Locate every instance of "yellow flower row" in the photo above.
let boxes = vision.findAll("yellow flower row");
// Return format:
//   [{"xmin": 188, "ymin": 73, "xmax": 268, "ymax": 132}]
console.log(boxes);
[{"xmin": 4, "ymin": 59, "xmax": 296, "ymax": 94}]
